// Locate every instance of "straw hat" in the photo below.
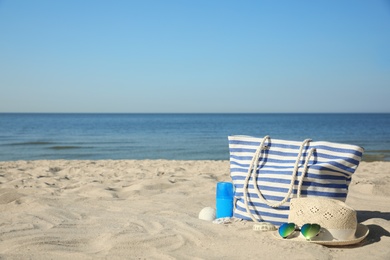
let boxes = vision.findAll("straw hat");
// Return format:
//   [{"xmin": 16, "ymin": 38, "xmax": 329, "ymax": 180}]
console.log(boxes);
[{"xmin": 274, "ymin": 197, "xmax": 369, "ymax": 246}]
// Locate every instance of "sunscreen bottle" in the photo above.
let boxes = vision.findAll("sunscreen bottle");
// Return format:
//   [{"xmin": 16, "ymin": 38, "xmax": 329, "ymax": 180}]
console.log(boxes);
[{"xmin": 216, "ymin": 182, "xmax": 234, "ymax": 218}]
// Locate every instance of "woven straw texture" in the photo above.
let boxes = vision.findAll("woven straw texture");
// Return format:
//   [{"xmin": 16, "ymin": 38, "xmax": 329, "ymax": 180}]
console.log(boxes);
[{"xmin": 288, "ymin": 197, "xmax": 357, "ymax": 229}]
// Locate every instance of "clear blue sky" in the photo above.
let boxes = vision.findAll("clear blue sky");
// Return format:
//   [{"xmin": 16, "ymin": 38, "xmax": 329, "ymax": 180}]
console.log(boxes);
[{"xmin": 1, "ymin": 0, "xmax": 389, "ymax": 113}]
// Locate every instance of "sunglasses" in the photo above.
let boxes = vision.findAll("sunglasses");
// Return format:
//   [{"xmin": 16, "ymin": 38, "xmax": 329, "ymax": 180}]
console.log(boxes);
[{"xmin": 278, "ymin": 223, "xmax": 321, "ymax": 240}]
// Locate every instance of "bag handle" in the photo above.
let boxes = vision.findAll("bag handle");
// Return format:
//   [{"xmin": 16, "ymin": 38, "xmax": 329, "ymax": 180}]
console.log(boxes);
[
  {"xmin": 296, "ymin": 147, "xmax": 316, "ymax": 198},
  {"xmin": 243, "ymin": 136, "xmax": 315, "ymax": 222},
  {"xmin": 242, "ymin": 136, "xmax": 270, "ymax": 221}
]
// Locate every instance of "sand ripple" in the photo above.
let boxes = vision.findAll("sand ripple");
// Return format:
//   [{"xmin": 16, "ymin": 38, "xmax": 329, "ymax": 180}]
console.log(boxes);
[{"xmin": 0, "ymin": 160, "xmax": 389, "ymax": 259}]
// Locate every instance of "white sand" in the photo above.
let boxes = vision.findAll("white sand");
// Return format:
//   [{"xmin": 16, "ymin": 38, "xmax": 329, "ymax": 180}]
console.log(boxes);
[{"xmin": 0, "ymin": 160, "xmax": 389, "ymax": 259}]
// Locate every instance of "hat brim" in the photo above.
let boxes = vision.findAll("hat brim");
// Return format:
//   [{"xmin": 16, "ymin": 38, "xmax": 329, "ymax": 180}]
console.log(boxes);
[{"xmin": 273, "ymin": 224, "xmax": 369, "ymax": 246}]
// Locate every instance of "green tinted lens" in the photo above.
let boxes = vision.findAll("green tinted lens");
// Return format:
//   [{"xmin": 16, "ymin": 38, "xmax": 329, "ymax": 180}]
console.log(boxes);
[
  {"xmin": 278, "ymin": 223, "xmax": 296, "ymax": 238},
  {"xmin": 300, "ymin": 224, "xmax": 321, "ymax": 240}
]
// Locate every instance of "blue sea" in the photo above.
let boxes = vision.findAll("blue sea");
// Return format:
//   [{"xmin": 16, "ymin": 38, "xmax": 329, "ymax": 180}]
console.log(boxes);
[{"xmin": 0, "ymin": 113, "xmax": 389, "ymax": 162}]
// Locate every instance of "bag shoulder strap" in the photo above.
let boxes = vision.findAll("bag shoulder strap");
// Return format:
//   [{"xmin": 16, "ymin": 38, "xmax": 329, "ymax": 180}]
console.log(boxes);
[{"xmin": 243, "ymin": 136, "xmax": 316, "ymax": 222}]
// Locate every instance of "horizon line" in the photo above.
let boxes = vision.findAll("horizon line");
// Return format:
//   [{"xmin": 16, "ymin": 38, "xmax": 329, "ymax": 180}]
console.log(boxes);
[{"xmin": 1, "ymin": 112, "xmax": 389, "ymax": 114}]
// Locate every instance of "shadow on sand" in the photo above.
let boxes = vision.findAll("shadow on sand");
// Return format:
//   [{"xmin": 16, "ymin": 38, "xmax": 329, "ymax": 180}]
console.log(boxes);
[{"xmin": 354, "ymin": 210, "xmax": 390, "ymax": 247}]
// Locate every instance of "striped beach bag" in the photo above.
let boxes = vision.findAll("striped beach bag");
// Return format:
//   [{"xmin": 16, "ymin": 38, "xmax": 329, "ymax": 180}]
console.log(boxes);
[{"xmin": 228, "ymin": 135, "xmax": 364, "ymax": 227}]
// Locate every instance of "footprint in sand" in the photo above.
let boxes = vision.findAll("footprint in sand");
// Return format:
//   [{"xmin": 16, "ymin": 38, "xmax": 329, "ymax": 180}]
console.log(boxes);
[{"xmin": 0, "ymin": 189, "xmax": 24, "ymax": 204}]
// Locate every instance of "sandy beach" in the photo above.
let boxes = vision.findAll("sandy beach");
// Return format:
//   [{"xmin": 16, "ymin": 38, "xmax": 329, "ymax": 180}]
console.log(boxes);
[{"xmin": 0, "ymin": 160, "xmax": 389, "ymax": 259}]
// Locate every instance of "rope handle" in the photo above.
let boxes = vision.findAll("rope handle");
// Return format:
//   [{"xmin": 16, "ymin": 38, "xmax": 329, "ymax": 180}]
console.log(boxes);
[
  {"xmin": 243, "ymin": 136, "xmax": 270, "ymax": 222},
  {"xmin": 297, "ymin": 147, "xmax": 316, "ymax": 198},
  {"xmin": 243, "ymin": 136, "xmax": 315, "ymax": 222}
]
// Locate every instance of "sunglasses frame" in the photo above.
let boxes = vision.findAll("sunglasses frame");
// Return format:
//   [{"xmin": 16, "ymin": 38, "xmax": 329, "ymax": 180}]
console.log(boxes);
[{"xmin": 278, "ymin": 223, "xmax": 321, "ymax": 240}]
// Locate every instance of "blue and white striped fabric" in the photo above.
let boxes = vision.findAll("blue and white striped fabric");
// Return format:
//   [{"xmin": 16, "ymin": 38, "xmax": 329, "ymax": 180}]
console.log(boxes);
[{"xmin": 228, "ymin": 135, "xmax": 364, "ymax": 227}]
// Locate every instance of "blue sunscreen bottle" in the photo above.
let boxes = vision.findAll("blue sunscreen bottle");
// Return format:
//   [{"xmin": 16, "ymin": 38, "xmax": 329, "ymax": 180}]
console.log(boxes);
[{"xmin": 216, "ymin": 182, "xmax": 234, "ymax": 219}]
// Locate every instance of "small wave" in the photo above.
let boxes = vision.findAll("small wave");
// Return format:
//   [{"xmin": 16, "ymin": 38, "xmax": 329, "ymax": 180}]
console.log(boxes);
[
  {"xmin": 48, "ymin": 146, "xmax": 84, "ymax": 150},
  {"xmin": 8, "ymin": 141, "xmax": 54, "ymax": 146}
]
